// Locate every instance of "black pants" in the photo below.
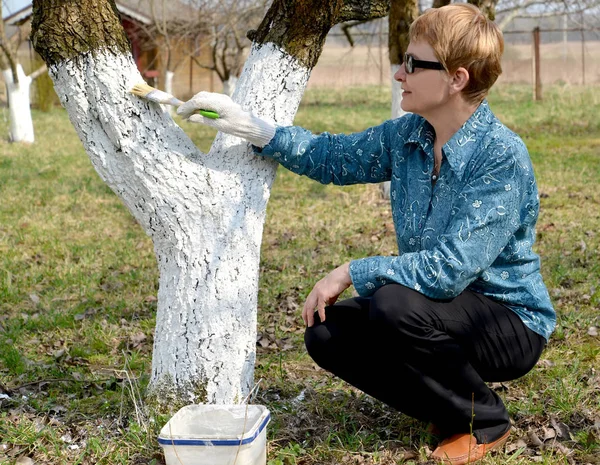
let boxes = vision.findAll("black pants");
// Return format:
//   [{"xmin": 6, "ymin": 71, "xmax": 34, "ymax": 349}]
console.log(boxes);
[{"xmin": 304, "ymin": 284, "xmax": 546, "ymax": 444}]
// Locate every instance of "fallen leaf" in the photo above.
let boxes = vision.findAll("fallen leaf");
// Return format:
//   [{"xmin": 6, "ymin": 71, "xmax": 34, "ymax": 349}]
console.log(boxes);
[
  {"xmin": 401, "ymin": 450, "xmax": 418, "ymax": 460},
  {"xmin": 130, "ymin": 333, "xmax": 147, "ymax": 347},
  {"xmin": 528, "ymin": 431, "xmax": 544, "ymax": 447},
  {"xmin": 542, "ymin": 426, "xmax": 556, "ymax": 441},
  {"xmin": 505, "ymin": 438, "xmax": 528, "ymax": 453},
  {"xmin": 15, "ymin": 457, "xmax": 35, "ymax": 465},
  {"xmin": 537, "ymin": 359, "xmax": 555, "ymax": 368},
  {"xmin": 550, "ymin": 418, "xmax": 571, "ymax": 439},
  {"xmin": 546, "ymin": 441, "xmax": 574, "ymax": 456}
]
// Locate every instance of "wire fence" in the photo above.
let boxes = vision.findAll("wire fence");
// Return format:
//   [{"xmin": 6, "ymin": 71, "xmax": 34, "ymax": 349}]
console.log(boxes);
[{"xmin": 307, "ymin": 28, "xmax": 600, "ymax": 90}]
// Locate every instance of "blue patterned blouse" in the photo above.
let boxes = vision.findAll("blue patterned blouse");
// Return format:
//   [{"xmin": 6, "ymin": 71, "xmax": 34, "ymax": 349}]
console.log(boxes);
[{"xmin": 255, "ymin": 101, "xmax": 556, "ymax": 340}]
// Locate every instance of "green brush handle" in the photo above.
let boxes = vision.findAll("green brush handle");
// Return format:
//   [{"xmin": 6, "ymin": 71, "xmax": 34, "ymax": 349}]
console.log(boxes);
[{"xmin": 198, "ymin": 109, "xmax": 220, "ymax": 119}]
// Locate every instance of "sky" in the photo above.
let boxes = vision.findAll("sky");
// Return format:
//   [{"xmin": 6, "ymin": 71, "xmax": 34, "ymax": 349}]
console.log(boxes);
[{"xmin": 3, "ymin": 0, "xmax": 30, "ymax": 18}]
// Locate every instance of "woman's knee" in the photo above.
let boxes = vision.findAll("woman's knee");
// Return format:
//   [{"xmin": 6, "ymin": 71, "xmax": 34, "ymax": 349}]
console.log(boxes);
[
  {"xmin": 304, "ymin": 324, "xmax": 332, "ymax": 367},
  {"xmin": 369, "ymin": 284, "xmax": 430, "ymax": 331}
]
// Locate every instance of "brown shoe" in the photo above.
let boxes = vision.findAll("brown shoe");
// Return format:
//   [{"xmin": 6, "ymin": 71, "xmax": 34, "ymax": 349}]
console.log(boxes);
[{"xmin": 431, "ymin": 430, "xmax": 510, "ymax": 464}]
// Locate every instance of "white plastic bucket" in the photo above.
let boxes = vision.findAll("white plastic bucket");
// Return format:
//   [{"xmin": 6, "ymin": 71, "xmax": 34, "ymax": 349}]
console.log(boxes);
[{"xmin": 158, "ymin": 404, "xmax": 270, "ymax": 465}]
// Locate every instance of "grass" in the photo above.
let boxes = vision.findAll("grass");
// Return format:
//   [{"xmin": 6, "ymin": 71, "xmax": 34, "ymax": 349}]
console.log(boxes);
[{"xmin": 0, "ymin": 83, "xmax": 599, "ymax": 464}]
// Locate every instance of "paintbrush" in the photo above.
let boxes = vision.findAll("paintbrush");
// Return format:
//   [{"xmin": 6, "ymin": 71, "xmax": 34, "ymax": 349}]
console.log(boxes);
[{"xmin": 129, "ymin": 82, "xmax": 220, "ymax": 119}]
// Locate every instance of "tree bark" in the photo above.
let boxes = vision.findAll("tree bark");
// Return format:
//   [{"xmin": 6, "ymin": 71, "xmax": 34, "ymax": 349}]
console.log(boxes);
[
  {"xmin": 31, "ymin": 0, "xmax": 390, "ymax": 407},
  {"xmin": 468, "ymin": 0, "xmax": 498, "ymax": 20},
  {"xmin": 431, "ymin": 0, "xmax": 451, "ymax": 8},
  {"xmin": 380, "ymin": 0, "xmax": 417, "ymax": 199},
  {"xmin": 388, "ymin": 0, "xmax": 417, "ymax": 119},
  {"xmin": 251, "ymin": 0, "xmax": 389, "ymax": 69}
]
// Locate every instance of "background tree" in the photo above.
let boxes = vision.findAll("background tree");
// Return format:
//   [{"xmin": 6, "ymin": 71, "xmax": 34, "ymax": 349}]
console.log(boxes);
[
  {"xmin": 380, "ymin": 0, "xmax": 449, "ymax": 198},
  {"xmin": 190, "ymin": 0, "xmax": 270, "ymax": 96},
  {"xmin": 496, "ymin": 0, "xmax": 600, "ymax": 30},
  {"xmin": 468, "ymin": 0, "xmax": 498, "ymax": 20},
  {"xmin": 31, "ymin": 0, "xmax": 389, "ymax": 408},
  {"xmin": 1, "ymin": 2, "xmax": 46, "ymax": 143},
  {"xmin": 124, "ymin": 0, "xmax": 205, "ymax": 100}
]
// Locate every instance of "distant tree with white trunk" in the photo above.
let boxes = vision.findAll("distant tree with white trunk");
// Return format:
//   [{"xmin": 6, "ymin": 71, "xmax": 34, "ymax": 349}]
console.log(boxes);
[
  {"xmin": 0, "ymin": 4, "xmax": 47, "ymax": 143},
  {"xmin": 30, "ymin": 0, "xmax": 389, "ymax": 408},
  {"xmin": 188, "ymin": 0, "xmax": 270, "ymax": 96},
  {"xmin": 128, "ymin": 0, "xmax": 205, "ymax": 105}
]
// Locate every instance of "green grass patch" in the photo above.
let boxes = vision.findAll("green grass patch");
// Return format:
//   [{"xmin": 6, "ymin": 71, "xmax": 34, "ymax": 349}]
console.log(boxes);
[{"xmin": 0, "ymin": 83, "xmax": 599, "ymax": 464}]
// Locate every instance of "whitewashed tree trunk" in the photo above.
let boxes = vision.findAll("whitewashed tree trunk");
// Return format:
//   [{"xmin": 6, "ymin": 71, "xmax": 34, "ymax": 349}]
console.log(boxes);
[
  {"xmin": 391, "ymin": 64, "xmax": 406, "ymax": 120},
  {"xmin": 164, "ymin": 70, "xmax": 175, "ymax": 115},
  {"xmin": 49, "ymin": 44, "xmax": 309, "ymax": 403},
  {"xmin": 33, "ymin": 0, "xmax": 390, "ymax": 407},
  {"xmin": 2, "ymin": 64, "xmax": 34, "ymax": 143},
  {"xmin": 222, "ymin": 75, "xmax": 238, "ymax": 96}
]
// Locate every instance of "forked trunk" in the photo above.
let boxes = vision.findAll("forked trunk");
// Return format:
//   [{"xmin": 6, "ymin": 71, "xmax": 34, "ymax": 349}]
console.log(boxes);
[{"xmin": 31, "ymin": 0, "xmax": 389, "ymax": 406}]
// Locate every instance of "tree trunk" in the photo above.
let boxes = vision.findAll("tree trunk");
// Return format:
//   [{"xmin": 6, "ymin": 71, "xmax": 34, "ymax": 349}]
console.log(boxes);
[
  {"xmin": 1, "ymin": 3, "xmax": 35, "ymax": 143},
  {"xmin": 222, "ymin": 76, "xmax": 238, "ymax": 97},
  {"xmin": 2, "ymin": 65, "xmax": 35, "ymax": 143},
  {"xmin": 388, "ymin": 0, "xmax": 417, "ymax": 120},
  {"xmin": 380, "ymin": 0, "xmax": 417, "ymax": 199},
  {"xmin": 432, "ymin": 0, "xmax": 451, "ymax": 8},
  {"xmin": 468, "ymin": 0, "xmax": 498, "ymax": 20},
  {"xmin": 164, "ymin": 70, "xmax": 176, "ymax": 115},
  {"xmin": 31, "ymin": 0, "xmax": 389, "ymax": 407}
]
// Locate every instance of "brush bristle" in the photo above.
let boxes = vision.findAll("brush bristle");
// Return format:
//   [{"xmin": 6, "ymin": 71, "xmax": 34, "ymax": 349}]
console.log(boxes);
[{"xmin": 130, "ymin": 82, "xmax": 155, "ymax": 97}]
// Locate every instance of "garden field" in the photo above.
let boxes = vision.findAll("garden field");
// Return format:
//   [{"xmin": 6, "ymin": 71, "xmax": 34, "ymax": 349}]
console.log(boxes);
[{"xmin": 0, "ymin": 84, "xmax": 599, "ymax": 464}]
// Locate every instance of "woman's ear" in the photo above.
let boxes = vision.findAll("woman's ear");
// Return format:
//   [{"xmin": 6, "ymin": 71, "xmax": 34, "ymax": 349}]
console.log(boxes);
[{"xmin": 449, "ymin": 67, "xmax": 470, "ymax": 94}]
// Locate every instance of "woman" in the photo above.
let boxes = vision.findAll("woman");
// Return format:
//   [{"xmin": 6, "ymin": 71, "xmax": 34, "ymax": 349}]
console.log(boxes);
[{"xmin": 177, "ymin": 4, "xmax": 555, "ymax": 464}]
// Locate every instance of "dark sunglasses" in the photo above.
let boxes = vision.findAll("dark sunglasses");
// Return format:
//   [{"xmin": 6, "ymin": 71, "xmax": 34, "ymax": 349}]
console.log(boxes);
[{"xmin": 404, "ymin": 53, "xmax": 445, "ymax": 74}]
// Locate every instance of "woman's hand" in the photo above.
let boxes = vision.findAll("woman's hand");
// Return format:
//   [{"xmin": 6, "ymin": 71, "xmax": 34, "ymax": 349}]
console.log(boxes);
[
  {"xmin": 303, "ymin": 263, "xmax": 352, "ymax": 327},
  {"xmin": 176, "ymin": 91, "xmax": 276, "ymax": 147}
]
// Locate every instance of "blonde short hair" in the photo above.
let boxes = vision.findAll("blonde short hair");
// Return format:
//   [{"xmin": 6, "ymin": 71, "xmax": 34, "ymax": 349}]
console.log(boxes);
[{"xmin": 409, "ymin": 3, "xmax": 504, "ymax": 105}]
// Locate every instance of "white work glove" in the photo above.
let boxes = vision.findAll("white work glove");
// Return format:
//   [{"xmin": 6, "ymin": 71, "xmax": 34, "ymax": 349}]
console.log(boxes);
[{"xmin": 177, "ymin": 91, "xmax": 276, "ymax": 148}]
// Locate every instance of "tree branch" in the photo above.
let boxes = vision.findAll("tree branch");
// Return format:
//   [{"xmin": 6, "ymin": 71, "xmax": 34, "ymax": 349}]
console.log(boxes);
[
  {"xmin": 338, "ymin": 0, "xmax": 390, "ymax": 23},
  {"xmin": 29, "ymin": 64, "xmax": 48, "ymax": 81},
  {"xmin": 340, "ymin": 20, "xmax": 370, "ymax": 47},
  {"xmin": 0, "ymin": 13, "xmax": 19, "ymax": 83}
]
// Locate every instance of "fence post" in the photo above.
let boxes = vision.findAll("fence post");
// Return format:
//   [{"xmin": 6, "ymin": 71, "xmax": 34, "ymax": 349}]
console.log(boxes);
[
  {"xmin": 533, "ymin": 27, "xmax": 542, "ymax": 101},
  {"xmin": 581, "ymin": 12, "xmax": 586, "ymax": 86}
]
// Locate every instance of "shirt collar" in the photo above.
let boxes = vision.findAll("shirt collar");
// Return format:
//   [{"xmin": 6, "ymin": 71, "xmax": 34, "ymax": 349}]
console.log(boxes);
[{"xmin": 405, "ymin": 100, "xmax": 497, "ymax": 181}]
